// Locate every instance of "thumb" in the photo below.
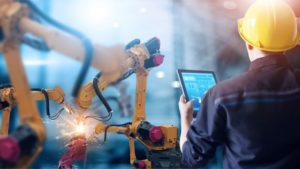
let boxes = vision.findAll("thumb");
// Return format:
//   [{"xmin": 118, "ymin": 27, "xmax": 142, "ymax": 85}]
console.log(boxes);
[
  {"xmin": 187, "ymin": 99, "xmax": 195, "ymax": 106},
  {"xmin": 179, "ymin": 94, "xmax": 186, "ymax": 103}
]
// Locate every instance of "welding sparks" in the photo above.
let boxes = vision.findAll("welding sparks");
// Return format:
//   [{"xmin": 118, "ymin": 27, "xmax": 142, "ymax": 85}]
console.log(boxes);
[
  {"xmin": 58, "ymin": 114, "xmax": 87, "ymax": 138},
  {"xmin": 76, "ymin": 123, "xmax": 86, "ymax": 134},
  {"xmin": 51, "ymin": 100, "xmax": 109, "ymax": 147},
  {"xmin": 54, "ymin": 101, "xmax": 103, "ymax": 142}
]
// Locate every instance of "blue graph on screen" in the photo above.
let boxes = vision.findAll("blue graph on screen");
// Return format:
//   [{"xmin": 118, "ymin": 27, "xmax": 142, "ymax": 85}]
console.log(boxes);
[{"xmin": 182, "ymin": 72, "xmax": 216, "ymax": 112}]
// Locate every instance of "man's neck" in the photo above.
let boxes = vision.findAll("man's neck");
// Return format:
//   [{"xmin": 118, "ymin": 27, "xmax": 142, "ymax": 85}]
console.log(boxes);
[
  {"xmin": 249, "ymin": 54, "xmax": 266, "ymax": 62},
  {"xmin": 249, "ymin": 50, "xmax": 284, "ymax": 62}
]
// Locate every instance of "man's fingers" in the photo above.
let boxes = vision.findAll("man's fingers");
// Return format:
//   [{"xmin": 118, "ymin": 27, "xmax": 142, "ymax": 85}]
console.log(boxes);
[
  {"xmin": 179, "ymin": 94, "xmax": 186, "ymax": 103},
  {"xmin": 187, "ymin": 99, "xmax": 194, "ymax": 107}
]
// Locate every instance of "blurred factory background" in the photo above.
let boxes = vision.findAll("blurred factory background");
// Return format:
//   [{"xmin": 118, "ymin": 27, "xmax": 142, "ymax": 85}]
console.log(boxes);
[{"xmin": 0, "ymin": 0, "xmax": 300, "ymax": 168}]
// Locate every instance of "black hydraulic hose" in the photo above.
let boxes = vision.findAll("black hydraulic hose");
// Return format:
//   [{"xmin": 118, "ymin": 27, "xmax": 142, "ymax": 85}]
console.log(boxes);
[
  {"xmin": 93, "ymin": 72, "xmax": 113, "ymax": 113},
  {"xmin": 31, "ymin": 88, "xmax": 62, "ymax": 120},
  {"xmin": 20, "ymin": 0, "xmax": 94, "ymax": 97},
  {"xmin": 0, "ymin": 84, "xmax": 12, "ymax": 89},
  {"xmin": 111, "ymin": 69, "xmax": 135, "ymax": 85},
  {"xmin": 91, "ymin": 70, "xmax": 135, "ymax": 119},
  {"xmin": 31, "ymin": 88, "xmax": 50, "ymax": 116},
  {"xmin": 84, "ymin": 114, "xmax": 112, "ymax": 122},
  {"xmin": 102, "ymin": 122, "xmax": 132, "ymax": 143},
  {"xmin": 0, "ymin": 84, "xmax": 62, "ymax": 119}
]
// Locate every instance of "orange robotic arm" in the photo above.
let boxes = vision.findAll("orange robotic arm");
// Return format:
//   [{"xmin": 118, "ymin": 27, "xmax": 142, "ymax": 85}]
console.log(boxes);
[
  {"xmin": 18, "ymin": 14, "xmax": 162, "ymax": 111},
  {"xmin": 0, "ymin": 86, "xmax": 65, "ymax": 135},
  {"xmin": 0, "ymin": 1, "xmax": 173, "ymax": 168},
  {"xmin": 0, "ymin": 1, "xmax": 48, "ymax": 168},
  {"xmin": 94, "ymin": 72, "xmax": 178, "ymax": 169}
]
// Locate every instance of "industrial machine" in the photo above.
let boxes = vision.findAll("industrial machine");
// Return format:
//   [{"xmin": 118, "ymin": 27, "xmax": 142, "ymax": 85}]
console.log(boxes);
[
  {"xmin": 99, "ymin": 82, "xmax": 133, "ymax": 118},
  {"xmin": 0, "ymin": 85, "xmax": 65, "ymax": 136},
  {"xmin": 0, "ymin": 0, "xmax": 181, "ymax": 168},
  {"xmin": 92, "ymin": 68, "xmax": 179, "ymax": 168}
]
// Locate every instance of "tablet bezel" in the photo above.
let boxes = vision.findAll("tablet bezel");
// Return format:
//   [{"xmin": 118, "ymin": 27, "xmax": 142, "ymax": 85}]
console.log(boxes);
[{"xmin": 177, "ymin": 69, "xmax": 217, "ymax": 103}]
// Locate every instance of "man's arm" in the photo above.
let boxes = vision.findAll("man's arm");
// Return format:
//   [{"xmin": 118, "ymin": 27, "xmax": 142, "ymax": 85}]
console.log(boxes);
[
  {"xmin": 178, "ymin": 90, "xmax": 226, "ymax": 167},
  {"xmin": 178, "ymin": 95, "xmax": 193, "ymax": 151}
]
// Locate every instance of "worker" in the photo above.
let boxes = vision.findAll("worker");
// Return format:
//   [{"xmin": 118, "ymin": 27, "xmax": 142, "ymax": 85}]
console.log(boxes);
[{"xmin": 179, "ymin": 0, "xmax": 300, "ymax": 168}]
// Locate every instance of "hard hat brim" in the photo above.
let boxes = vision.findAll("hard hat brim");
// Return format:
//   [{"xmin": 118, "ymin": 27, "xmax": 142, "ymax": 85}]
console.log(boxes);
[{"xmin": 238, "ymin": 19, "xmax": 300, "ymax": 52}]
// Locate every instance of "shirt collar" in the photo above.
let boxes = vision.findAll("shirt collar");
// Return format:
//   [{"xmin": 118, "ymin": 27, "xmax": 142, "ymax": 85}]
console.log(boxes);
[{"xmin": 249, "ymin": 54, "xmax": 289, "ymax": 71}]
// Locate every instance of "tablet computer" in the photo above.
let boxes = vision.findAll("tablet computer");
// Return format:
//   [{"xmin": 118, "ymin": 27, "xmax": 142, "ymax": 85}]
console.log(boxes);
[{"xmin": 177, "ymin": 69, "xmax": 217, "ymax": 113}]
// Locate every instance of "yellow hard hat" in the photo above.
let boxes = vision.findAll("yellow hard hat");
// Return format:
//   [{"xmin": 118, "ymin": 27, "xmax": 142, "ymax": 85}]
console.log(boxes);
[{"xmin": 238, "ymin": 0, "xmax": 300, "ymax": 52}]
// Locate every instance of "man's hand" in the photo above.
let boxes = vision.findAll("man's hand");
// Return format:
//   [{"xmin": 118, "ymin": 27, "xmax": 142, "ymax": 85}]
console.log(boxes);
[
  {"xmin": 179, "ymin": 95, "xmax": 194, "ymax": 122},
  {"xmin": 178, "ymin": 94, "xmax": 194, "ymax": 151}
]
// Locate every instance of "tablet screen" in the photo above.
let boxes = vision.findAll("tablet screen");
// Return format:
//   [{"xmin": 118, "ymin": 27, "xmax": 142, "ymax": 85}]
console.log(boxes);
[{"xmin": 178, "ymin": 70, "xmax": 217, "ymax": 112}]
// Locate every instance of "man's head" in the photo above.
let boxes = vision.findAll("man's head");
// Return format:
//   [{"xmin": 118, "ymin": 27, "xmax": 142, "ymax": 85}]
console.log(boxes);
[{"xmin": 238, "ymin": 0, "xmax": 300, "ymax": 62}]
